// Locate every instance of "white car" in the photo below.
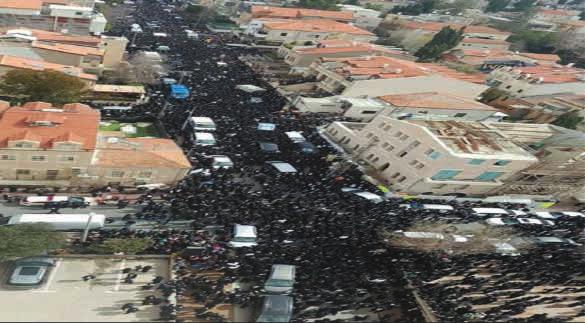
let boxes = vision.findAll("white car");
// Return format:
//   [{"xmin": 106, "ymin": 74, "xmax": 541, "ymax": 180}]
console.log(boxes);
[
  {"xmin": 486, "ymin": 218, "xmax": 554, "ymax": 226},
  {"xmin": 534, "ymin": 211, "xmax": 585, "ymax": 219},
  {"xmin": 210, "ymin": 155, "xmax": 233, "ymax": 169}
]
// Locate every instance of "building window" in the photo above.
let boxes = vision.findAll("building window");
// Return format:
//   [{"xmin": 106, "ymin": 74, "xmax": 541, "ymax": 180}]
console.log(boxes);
[
  {"xmin": 426, "ymin": 149, "xmax": 442, "ymax": 160},
  {"xmin": 56, "ymin": 143, "xmax": 79, "ymax": 150},
  {"xmin": 399, "ymin": 134, "xmax": 409, "ymax": 141},
  {"xmin": 46, "ymin": 170, "xmax": 58, "ymax": 179},
  {"xmin": 476, "ymin": 171, "xmax": 504, "ymax": 181},
  {"xmin": 467, "ymin": 159, "xmax": 485, "ymax": 165},
  {"xmin": 454, "ymin": 113, "xmax": 467, "ymax": 118},
  {"xmin": 366, "ymin": 153, "xmax": 374, "ymax": 160},
  {"xmin": 398, "ymin": 176, "xmax": 407, "ymax": 183},
  {"xmin": 280, "ymin": 33, "xmax": 288, "ymax": 36},
  {"xmin": 382, "ymin": 142, "xmax": 389, "ymax": 149},
  {"xmin": 366, "ymin": 133, "xmax": 374, "ymax": 139},
  {"xmin": 137, "ymin": 171, "xmax": 152, "ymax": 178},
  {"xmin": 383, "ymin": 125, "xmax": 391, "ymax": 131},
  {"xmin": 385, "ymin": 145, "xmax": 394, "ymax": 152},
  {"xmin": 16, "ymin": 169, "xmax": 30, "ymax": 175},
  {"xmin": 14, "ymin": 142, "xmax": 33, "ymax": 148},
  {"xmin": 394, "ymin": 131, "xmax": 403, "ymax": 138},
  {"xmin": 372, "ymin": 157, "xmax": 379, "ymax": 163},
  {"xmin": 31, "ymin": 156, "xmax": 47, "ymax": 162},
  {"xmin": 58, "ymin": 155, "xmax": 75, "ymax": 162},
  {"xmin": 410, "ymin": 140, "xmax": 420, "ymax": 148},
  {"xmin": 379, "ymin": 162, "xmax": 390, "ymax": 171},
  {"xmin": 431, "ymin": 169, "xmax": 461, "ymax": 180},
  {"xmin": 0, "ymin": 155, "xmax": 15, "ymax": 161},
  {"xmin": 361, "ymin": 110, "xmax": 377, "ymax": 114},
  {"xmin": 397, "ymin": 151, "xmax": 408, "ymax": 158},
  {"xmin": 415, "ymin": 163, "xmax": 425, "ymax": 169},
  {"xmin": 110, "ymin": 170, "xmax": 125, "ymax": 178},
  {"xmin": 494, "ymin": 160, "xmax": 510, "ymax": 166},
  {"xmin": 409, "ymin": 160, "xmax": 418, "ymax": 166},
  {"xmin": 391, "ymin": 172, "xmax": 401, "ymax": 178}
]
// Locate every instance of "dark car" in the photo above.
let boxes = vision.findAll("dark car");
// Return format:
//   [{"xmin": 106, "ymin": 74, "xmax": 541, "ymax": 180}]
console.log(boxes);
[
  {"xmin": 259, "ymin": 142, "xmax": 280, "ymax": 154},
  {"xmin": 295, "ymin": 141, "xmax": 318, "ymax": 155}
]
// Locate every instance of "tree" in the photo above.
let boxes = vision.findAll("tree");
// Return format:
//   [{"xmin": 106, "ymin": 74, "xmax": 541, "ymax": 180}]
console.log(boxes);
[
  {"xmin": 556, "ymin": 30, "xmax": 585, "ymax": 68},
  {"xmin": 88, "ymin": 238, "xmax": 153, "ymax": 254},
  {"xmin": 485, "ymin": 0, "xmax": 510, "ymax": 12},
  {"xmin": 298, "ymin": 0, "xmax": 340, "ymax": 10},
  {"xmin": 0, "ymin": 70, "xmax": 88, "ymax": 105},
  {"xmin": 0, "ymin": 224, "xmax": 66, "ymax": 259},
  {"xmin": 415, "ymin": 26, "xmax": 464, "ymax": 61},
  {"xmin": 580, "ymin": 10, "xmax": 585, "ymax": 20},
  {"xmin": 553, "ymin": 111, "xmax": 584, "ymax": 130},
  {"xmin": 365, "ymin": 3, "xmax": 384, "ymax": 10},
  {"xmin": 507, "ymin": 30, "xmax": 557, "ymax": 53},
  {"xmin": 512, "ymin": 0, "xmax": 536, "ymax": 11},
  {"xmin": 344, "ymin": 0, "xmax": 359, "ymax": 5}
]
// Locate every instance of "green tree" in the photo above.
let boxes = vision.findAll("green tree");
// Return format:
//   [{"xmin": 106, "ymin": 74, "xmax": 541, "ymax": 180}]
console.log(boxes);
[
  {"xmin": 0, "ymin": 224, "xmax": 66, "ymax": 259},
  {"xmin": 0, "ymin": 70, "xmax": 88, "ymax": 105},
  {"xmin": 365, "ymin": 3, "xmax": 384, "ymax": 10},
  {"xmin": 507, "ymin": 30, "xmax": 557, "ymax": 53},
  {"xmin": 553, "ymin": 111, "xmax": 584, "ymax": 130},
  {"xmin": 344, "ymin": 0, "xmax": 359, "ymax": 5},
  {"xmin": 580, "ymin": 10, "xmax": 585, "ymax": 20},
  {"xmin": 185, "ymin": 4, "xmax": 205, "ymax": 14},
  {"xmin": 89, "ymin": 238, "xmax": 153, "ymax": 254},
  {"xmin": 415, "ymin": 26, "xmax": 464, "ymax": 61},
  {"xmin": 298, "ymin": 0, "xmax": 340, "ymax": 10},
  {"xmin": 485, "ymin": 0, "xmax": 510, "ymax": 12},
  {"xmin": 512, "ymin": 0, "xmax": 536, "ymax": 11}
]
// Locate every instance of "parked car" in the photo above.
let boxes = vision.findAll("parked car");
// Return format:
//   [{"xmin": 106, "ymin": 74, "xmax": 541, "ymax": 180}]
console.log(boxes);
[{"xmin": 8, "ymin": 257, "xmax": 56, "ymax": 286}]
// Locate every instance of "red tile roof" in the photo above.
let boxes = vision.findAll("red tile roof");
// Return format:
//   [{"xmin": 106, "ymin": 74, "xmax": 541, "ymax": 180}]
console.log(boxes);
[
  {"xmin": 32, "ymin": 41, "xmax": 104, "ymax": 57},
  {"xmin": 0, "ymin": 55, "xmax": 97, "ymax": 81},
  {"xmin": 262, "ymin": 19, "xmax": 373, "ymax": 36},
  {"xmin": 461, "ymin": 37, "xmax": 509, "ymax": 45},
  {"xmin": 508, "ymin": 65, "xmax": 585, "ymax": 84},
  {"xmin": 0, "ymin": 102, "xmax": 99, "ymax": 150},
  {"xmin": 252, "ymin": 6, "xmax": 353, "ymax": 21},
  {"xmin": 538, "ymin": 8, "xmax": 579, "ymax": 16},
  {"xmin": 0, "ymin": 0, "xmax": 42, "ymax": 10}
]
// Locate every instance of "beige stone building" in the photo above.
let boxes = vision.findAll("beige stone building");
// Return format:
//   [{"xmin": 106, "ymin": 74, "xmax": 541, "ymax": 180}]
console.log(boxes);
[
  {"xmin": 323, "ymin": 116, "xmax": 561, "ymax": 196},
  {"xmin": 0, "ymin": 101, "xmax": 190, "ymax": 189}
]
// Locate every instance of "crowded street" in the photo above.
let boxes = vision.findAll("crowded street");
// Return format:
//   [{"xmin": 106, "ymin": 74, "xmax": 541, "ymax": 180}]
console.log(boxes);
[{"xmin": 60, "ymin": 0, "xmax": 585, "ymax": 322}]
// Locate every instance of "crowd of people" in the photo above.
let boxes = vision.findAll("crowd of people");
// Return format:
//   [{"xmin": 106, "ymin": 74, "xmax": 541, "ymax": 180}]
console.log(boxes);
[{"xmin": 79, "ymin": 0, "xmax": 585, "ymax": 321}]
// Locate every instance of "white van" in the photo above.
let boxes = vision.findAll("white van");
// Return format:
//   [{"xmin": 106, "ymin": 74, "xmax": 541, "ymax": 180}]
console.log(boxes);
[
  {"xmin": 190, "ymin": 117, "xmax": 216, "ymax": 132},
  {"xmin": 210, "ymin": 155, "xmax": 233, "ymax": 169},
  {"xmin": 7, "ymin": 213, "xmax": 106, "ymax": 231},
  {"xmin": 285, "ymin": 131, "xmax": 306, "ymax": 143},
  {"xmin": 193, "ymin": 132, "xmax": 216, "ymax": 146},
  {"xmin": 229, "ymin": 224, "xmax": 258, "ymax": 248},
  {"xmin": 264, "ymin": 264, "xmax": 296, "ymax": 293},
  {"xmin": 20, "ymin": 196, "xmax": 69, "ymax": 207}
]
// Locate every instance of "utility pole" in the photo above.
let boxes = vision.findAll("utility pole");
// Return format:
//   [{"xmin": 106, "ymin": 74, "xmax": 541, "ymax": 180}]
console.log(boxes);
[{"xmin": 82, "ymin": 212, "xmax": 95, "ymax": 243}]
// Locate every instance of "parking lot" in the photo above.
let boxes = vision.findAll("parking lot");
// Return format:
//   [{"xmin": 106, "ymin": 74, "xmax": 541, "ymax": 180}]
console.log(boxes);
[{"xmin": 0, "ymin": 257, "xmax": 170, "ymax": 322}]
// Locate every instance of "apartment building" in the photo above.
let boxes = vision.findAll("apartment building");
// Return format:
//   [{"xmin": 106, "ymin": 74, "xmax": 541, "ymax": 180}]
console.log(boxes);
[
  {"xmin": 0, "ymin": 101, "xmax": 190, "ymax": 189},
  {"xmin": 304, "ymin": 55, "xmax": 485, "ymax": 95},
  {"xmin": 243, "ymin": 5, "xmax": 355, "ymax": 23},
  {"xmin": 388, "ymin": 20, "xmax": 512, "ymax": 40},
  {"xmin": 0, "ymin": 0, "xmax": 107, "ymax": 36},
  {"xmin": 0, "ymin": 29, "xmax": 128, "ymax": 73},
  {"xmin": 337, "ymin": 5, "xmax": 382, "ymax": 30},
  {"xmin": 246, "ymin": 19, "xmax": 376, "ymax": 45},
  {"xmin": 486, "ymin": 65, "xmax": 585, "ymax": 97},
  {"xmin": 442, "ymin": 49, "xmax": 560, "ymax": 71},
  {"xmin": 277, "ymin": 39, "xmax": 414, "ymax": 74},
  {"xmin": 0, "ymin": 54, "xmax": 97, "ymax": 85},
  {"xmin": 324, "ymin": 117, "xmax": 548, "ymax": 196},
  {"xmin": 455, "ymin": 37, "xmax": 511, "ymax": 51},
  {"xmin": 291, "ymin": 96, "xmax": 388, "ymax": 121},
  {"xmin": 487, "ymin": 93, "xmax": 585, "ymax": 124}
]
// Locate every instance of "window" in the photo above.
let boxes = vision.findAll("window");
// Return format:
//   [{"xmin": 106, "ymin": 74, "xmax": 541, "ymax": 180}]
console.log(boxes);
[
  {"xmin": 399, "ymin": 134, "xmax": 409, "ymax": 141},
  {"xmin": 426, "ymin": 149, "xmax": 442, "ymax": 160},
  {"xmin": 379, "ymin": 162, "xmax": 390, "ymax": 171},
  {"xmin": 372, "ymin": 157, "xmax": 379, "ymax": 163},
  {"xmin": 476, "ymin": 171, "xmax": 504, "ymax": 181},
  {"xmin": 398, "ymin": 176, "xmax": 407, "ymax": 183},
  {"xmin": 382, "ymin": 142, "xmax": 389, "ymax": 149},
  {"xmin": 16, "ymin": 169, "xmax": 30, "ymax": 175},
  {"xmin": 391, "ymin": 172, "xmax": 401, "ymax": 178},
  {"xmin": 431, "ymin": 169, "xmax": 461, "ymax": 180},
  {"xmin": 397, "ymin": 151, "xmax": 408, "ymax": 158},
  {"xmin": 409, "ymin": 160, "xmax": 418, "ymax": 166},
  {"xmin": 385, "ymin": 145, "xmax": 394, "ymax": 152},
  {"xmin": 280, "ymin": 32, "xmax": 288, "ymax": 36},
  {"xmin": 366, "ymin": 133, "xmax": 374, "ymax": 139},
  {"xmin": 394, "ymin": 131, "xmax": 403, "ymax": 138},
  {"xmin": 31, "ymin": 156, "xmax": 47, "ymax": 162},
  {"xmin": 14, "ymin": 142, "xmax": 33, "ymax": 148},
  {"xmin": 0, "ymin": 155, "xmax": 15, "ymax": 161},
  {"xmin": 75, "ymin": 11, "xmax": 83, "ymax": 15},
  {"xmin": 467, "ymin": 159, "xmax": 485, "ymax": 165},
  {"xmin": 410, "ymin": 140, "xmax": 420, "ymax": 148},
  {"xmin": 138, "ymin": 171, "xmax": 152, "ymax": 178},
  {"xmin": 46, "ymin": 170, "xmax": 58, "ymax": 179},
  {"xmin": 494, "ymin": 160, "xmax": 510, "ymax": 166},
  {"xmin": 415, "ymin": 163, "xmax": 425, "ymax": 169},
  {"xmin": 454, "ymin": 113, "xmax": 467, "ymax": 118},
  {"xmin": 366, "ymin": 153, "xmax": 374, "ymax": 160},
  {"xmin": 361, "ymin": 110, "xmax": 377, "ymax": 114},
  {"xmin": 505, "ymin": 85, "xmax": 512, "ymax": 89},
  {"xmin": 110, "ymin": 170, "xmax": 125, "ymax": 178},
  {"xmin": 58, "ymin": 155, "xmax": 75, "ymax": 162}
]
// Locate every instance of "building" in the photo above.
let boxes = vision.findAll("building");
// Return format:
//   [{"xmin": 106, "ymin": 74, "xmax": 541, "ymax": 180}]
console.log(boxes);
[
  {"xmin": 378, "ymin": 92, "xmax": 502, "ymax": 121},
  {"xmin": 0, "ymin": 0, "xmax": 107, "ymax": 36},
  {"xmin": 277, "ymin": 39, "xmax": 414, "ymax": 74},
  {"xmin": 246, "ymin": 19, "xmax": 376, "ymax": 45},
  {"xmin": 323, "ymin": 117, "xmax": 555, "ymax": 195},
  {"xmin": 291, "ymin": 96, "xmax": 388, "ymax": 121},
  {"xmin": 340, "ymin": 74, "xmax": 489, "ymax": 100},
  {"xmin": 0, "ymin": 29, "xmax": 128, "ymax": 72},
  {"xmin": 455, "ymin": 37, "xmax": 510, "ymax": 51},
  {"xmin": 86, "ymin": 84, "xmax": 147, "ymax": 106},
  {"xmin": 487, "ymin": 93, "xmax": 585, "ymax": 125},
  {"xmin": 0, "ymin": 54, "xmax": 97, "ymax": 85},
  {"xmin": 388, "ymin": 19, "xmax": 512, "ymax": 40},
  {"xmin": 337, "ymin": 5, "xmax": 382, "ymax": 31},
  {"xmin": 486, "ymin": 64, "xmax": 585, "ymax": 97},
  {"xmin": 0, "ymin": 101, "xmax": 190, "ymax": 188},
  {"xmin": 304, "ymin": 55, "xmax": 485, "ymax": 95},
  {"xmin": 442, "ymin": 49, "xmax": 560, "ymax": 71},
  {"xmin": 244, "ymin": 5, "xmax": 354, "ymax": 23}
]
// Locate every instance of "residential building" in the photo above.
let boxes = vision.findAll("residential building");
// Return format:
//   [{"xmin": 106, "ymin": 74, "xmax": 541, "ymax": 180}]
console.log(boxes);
[
  {"xmin": 442, "ymin": 49, "xmax": 560, "ymax": 71},
  {"xmin": 378, "ymin": 92, "xmax": 503, "ymax": 121},
  {"xmin": 340, "ymin": 74, "xmax": 489, "ymax": 100},
  {"xmin": 487, "ymin": 94, "xmax": 585, "ymax": 125},
  {"xmin": 0, "ymin": 101, "xmax": 190, "ymax": 188},
  {"xmin": 0, "ymin": 54, "xmax": 97, "ymax": 85},
  {"xmin": 291, "ymin": 96, "xmax": 388, "ymax": 121},
  {"xmin": 486, "ymin": 65, "xmax": 585, "ymax": 97},
  {"xmin": 337, "ymin": 5, "xmax": 382, "ymax": 31},
  {"xmin": 324, "ymin": 117, "xmax": 545, "ymax": 195},
  {"xmin": 0, "ymin": 0, "xmax": 107, "ymax": 36},
  {"xmin": 86, "ymin": 84, "xmax": 147, "ymax": 106},
  {"xmin": 0, "ymin": 29, "xmax": 128, "ymax": 72},
  {"xmin": 243, "ymin": 5, "xmax": 354, "ymax": 23},
  {"xmin": 533, "ymin": 8, "xmax": 580, "ymax": 24},
  {"xmin": 246, "ymin": 19, "xmax": 376, "ymax": 45},
  {"xmin": 386, "ymin": 19, "xmax": 512, "ymax": 40},
  {"xmin": 304, "ymin": 55, "xmax": 485, "ymax": 95},
  {"xmin": 277, "ymin": 39, "xmax": 414, "ymax": 74},
  {"xmin": 455, "ymin": 37, "xmax": 510, "ymax": 51}
]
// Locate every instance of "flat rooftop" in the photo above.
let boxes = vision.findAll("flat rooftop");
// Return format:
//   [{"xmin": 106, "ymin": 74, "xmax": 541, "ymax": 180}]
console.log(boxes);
[{"xmin": 0, "ymin": 256, "xmax": 170, "ymax": 322}]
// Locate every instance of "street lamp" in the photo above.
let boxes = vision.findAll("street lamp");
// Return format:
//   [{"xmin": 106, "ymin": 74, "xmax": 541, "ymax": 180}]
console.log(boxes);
[
  {"xmin": 81, "ymin": 212, "xmax": 96, "ymax": 243},
  {"xmin": 181, "ymin": 100, "xmax": 221, "ymax": 131}
]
